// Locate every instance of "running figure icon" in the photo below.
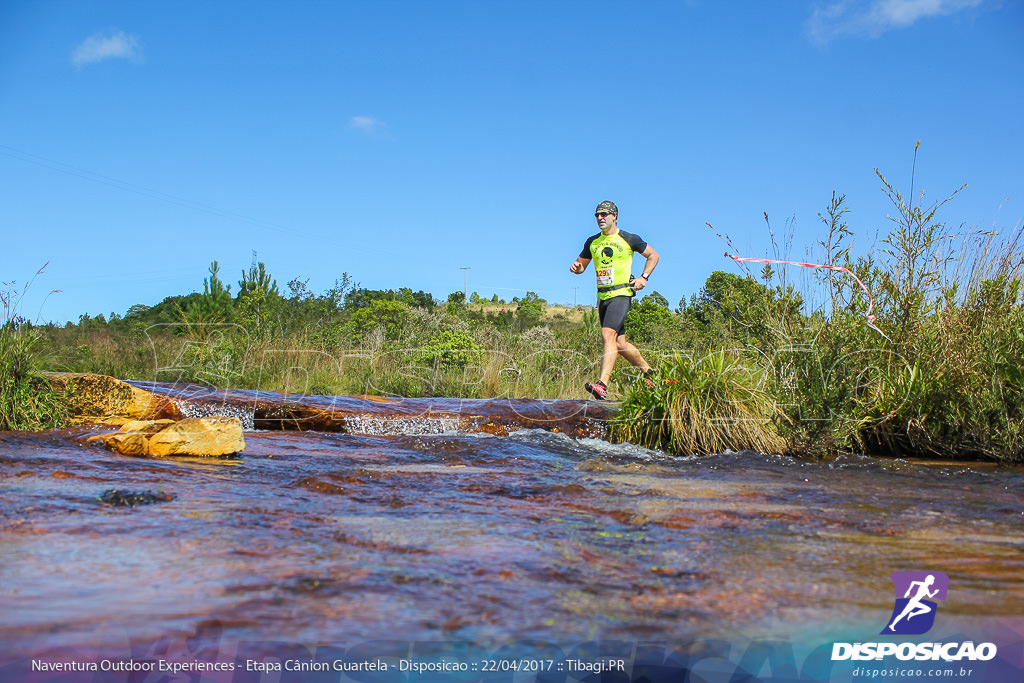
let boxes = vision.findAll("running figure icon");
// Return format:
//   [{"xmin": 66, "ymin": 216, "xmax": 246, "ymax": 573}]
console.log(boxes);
[
  {"xmin": 887, "ymin": 574, "xmax": 939, "ymax": 631},
  {"xmin": 881, "ymin": 571, "xmax": 949, "ymax": 635}
]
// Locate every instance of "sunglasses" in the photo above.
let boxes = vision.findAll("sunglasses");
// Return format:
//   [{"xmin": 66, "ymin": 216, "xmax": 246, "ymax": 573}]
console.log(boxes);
[{"xmin": 595, "ymin": 212, "xmax": 613, "ymax": 218}]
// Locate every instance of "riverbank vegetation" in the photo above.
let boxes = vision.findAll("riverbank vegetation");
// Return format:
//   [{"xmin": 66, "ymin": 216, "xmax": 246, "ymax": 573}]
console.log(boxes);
[
  {"xmin": 613, "ymin": 178, "xmax": 1023, "ymax": 462},
  {"xmin": 6, "ymin": 160, "xmax": 1023, "ymax": 461},
  {"xmin": 1, "ymin": 266, "xmax": 68, "ymax": 431}
]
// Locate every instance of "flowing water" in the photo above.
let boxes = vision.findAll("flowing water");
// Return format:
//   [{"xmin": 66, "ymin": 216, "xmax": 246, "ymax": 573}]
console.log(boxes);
[{"xmin": 1, "ymin": 383, "xmax": 1022, "ymax": 681}]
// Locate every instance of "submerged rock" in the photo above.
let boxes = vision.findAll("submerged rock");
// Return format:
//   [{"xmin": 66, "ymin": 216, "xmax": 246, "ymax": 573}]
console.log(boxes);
[{"xmin": 99, "ymin": 489, "xmax": 175, "ymax": 507}]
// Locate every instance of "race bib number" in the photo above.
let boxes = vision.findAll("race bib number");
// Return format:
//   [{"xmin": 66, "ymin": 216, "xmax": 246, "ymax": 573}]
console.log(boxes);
[{"xmin": 596, "ymin": 268, "xmax": 614, "ymax": 286}]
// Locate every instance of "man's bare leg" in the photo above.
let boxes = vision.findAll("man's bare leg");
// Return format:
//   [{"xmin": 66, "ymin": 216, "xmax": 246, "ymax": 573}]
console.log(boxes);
[
  {"xmin": 600, "ymin": 331, "xmax": 653, "ymax": 386},
  {"xmin": 616, "ymin": 335, "xmax": 652, "ymax": 375},
  {"xmin": 598, "ymin": 327, "xmax": 620, "ymax": 385}
]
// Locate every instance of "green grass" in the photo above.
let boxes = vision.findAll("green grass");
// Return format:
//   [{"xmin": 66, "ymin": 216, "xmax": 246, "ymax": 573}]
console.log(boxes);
[
  {"xmin": 611, "ymin": 350, "xmax": 786, "ymax": 455},
  {"xmin": 0, "ymin": 324, "xmax": 68, "ymax": 431},
  {"xmin": 1, "ymin": 267, "xmax": 68, "ymax": 431}
]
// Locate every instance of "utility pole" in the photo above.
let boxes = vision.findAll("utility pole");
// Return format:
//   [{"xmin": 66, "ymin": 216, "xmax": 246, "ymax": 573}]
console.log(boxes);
[
  {"xmin": 573, "ymin": 286, "xmax": 578, "ymax": 307},
  {"xmin": 460, "ymin": 266, "xmax": 470, "ymax": 303}
]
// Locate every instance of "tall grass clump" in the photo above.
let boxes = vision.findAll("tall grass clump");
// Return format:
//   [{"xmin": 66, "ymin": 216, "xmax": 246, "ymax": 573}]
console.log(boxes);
[
  {"xmin": 852, "ymin": 223, "xmax": 1024, "ymax": 460},
  {"xmin": 1, "ymin": 266, "xmax": 68, "ymax": 431},
  {"xmin": 611, "ymin": 350, "xmax": 785, "ymax": 455},
  {"xmin": 830, "ymin": 146, "xmax": 1024, "ymax": 461},
  {"xmin": 784, "ymin": 147, "xmax": 1021, "ymax": 460}
]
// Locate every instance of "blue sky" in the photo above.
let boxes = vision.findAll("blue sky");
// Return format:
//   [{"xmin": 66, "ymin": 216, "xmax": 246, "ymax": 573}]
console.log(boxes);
[{"xmin": 2, "ymin": 0, "xmax": 1022, "ymax": 324}]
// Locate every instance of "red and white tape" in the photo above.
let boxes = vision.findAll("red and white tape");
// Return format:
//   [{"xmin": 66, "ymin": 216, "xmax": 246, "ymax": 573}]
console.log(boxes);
[{"xmin": 724, "ymin": 252, "xmax": 891, "ymax": 342}]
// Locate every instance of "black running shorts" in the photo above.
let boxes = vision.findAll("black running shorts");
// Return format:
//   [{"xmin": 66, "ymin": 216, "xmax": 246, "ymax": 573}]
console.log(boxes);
[{"xmin": 597, "ymin": 295, "xmax": 632, "ymax": 336}]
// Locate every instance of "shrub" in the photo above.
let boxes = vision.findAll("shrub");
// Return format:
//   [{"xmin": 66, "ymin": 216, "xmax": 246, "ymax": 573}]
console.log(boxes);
[
  {"xmin": 624, "ymin": 293, "xmax": 676, "ymax": 343},
  {"xmin": 350, "ymin": 300, "xmax": 411, "ymax": 341},
  {"xmin": 418, "ymin": 329, "xmax": 482, "ymax": 371}
]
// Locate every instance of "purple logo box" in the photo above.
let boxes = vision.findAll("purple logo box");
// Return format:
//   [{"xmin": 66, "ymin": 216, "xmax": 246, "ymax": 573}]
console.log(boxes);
[{"xmin": 881, "ymin": 571, "xmax": 950, "ymax": 635}]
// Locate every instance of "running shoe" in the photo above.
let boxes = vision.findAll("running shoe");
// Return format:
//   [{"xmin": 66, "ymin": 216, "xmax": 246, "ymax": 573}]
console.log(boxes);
[
  {"xmin": 584, "ymin": 380, "xmax": 608, "ymax": 400},
  {"xmin": 641, "ymin": 369, "xmax": 657, "ymax": 389}
]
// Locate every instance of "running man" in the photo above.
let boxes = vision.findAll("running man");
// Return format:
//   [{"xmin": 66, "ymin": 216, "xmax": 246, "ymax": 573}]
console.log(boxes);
[
  {"xmin": 888, "ymin": 574, "xmax": 939, "ymax": 631},
  {"xmin": 570, "ymin": 201, "xmax": 659, "ymax": 400}
]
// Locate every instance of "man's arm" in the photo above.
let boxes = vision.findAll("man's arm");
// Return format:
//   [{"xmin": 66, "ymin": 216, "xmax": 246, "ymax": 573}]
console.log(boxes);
[
  {"xmin": 570, "ymin": 256, "xmax": 591, "ymax": 274},
  {"xmin": 631, "ymin": 245, "xmax": 659, "ymax": 292}
]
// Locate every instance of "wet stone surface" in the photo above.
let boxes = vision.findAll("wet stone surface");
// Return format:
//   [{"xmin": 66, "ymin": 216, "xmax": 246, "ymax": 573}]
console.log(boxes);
[{"xmin": 127, "ymin": 380, "xmax": 613, "ymax": 438}]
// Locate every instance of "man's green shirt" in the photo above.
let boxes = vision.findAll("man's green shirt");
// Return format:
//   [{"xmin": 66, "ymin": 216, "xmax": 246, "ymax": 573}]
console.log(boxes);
[{"xmin": 579, "ymin": 229, "xmax": 648, "ymax": 300}]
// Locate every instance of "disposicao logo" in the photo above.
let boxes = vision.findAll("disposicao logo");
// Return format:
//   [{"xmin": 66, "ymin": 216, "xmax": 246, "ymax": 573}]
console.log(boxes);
[
  {"xmin": 832, "ymin": 570, "xmax": 997, "ymax": 663},
  {"xmin": 881, "ymin": 571, "xmax": 949, "ymax": 635}
]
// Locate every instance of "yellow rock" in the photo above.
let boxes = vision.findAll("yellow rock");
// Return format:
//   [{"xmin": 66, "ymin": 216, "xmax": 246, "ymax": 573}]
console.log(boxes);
[
  {"xmin": 120, "ymin": 419, "xmax": 176, "ymax": 434},
  {"xmin": 88, "ymin": 417, "xmax": 245, "ymax": 458},
  {"xmin": 55, "ymin": 373, "xmax": 244, "ymax": 459},
  {"xmin": 88, "ymin": 431, "xmax": 152, "ymax": 457},
  {"xmin": 147, "ymin": 417, "xmax": 245, "ymax": 457},
  {"xmin": 44, "ymin": 372, "xmax": 182, "ymax": 421}
]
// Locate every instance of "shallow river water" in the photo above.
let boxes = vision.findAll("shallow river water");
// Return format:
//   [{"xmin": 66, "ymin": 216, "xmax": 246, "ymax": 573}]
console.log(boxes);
[{"xmin": 1, "ymin": 387, "xmax": 1022, "ymax": 682}]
